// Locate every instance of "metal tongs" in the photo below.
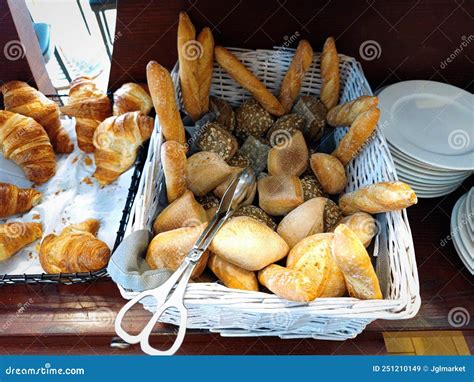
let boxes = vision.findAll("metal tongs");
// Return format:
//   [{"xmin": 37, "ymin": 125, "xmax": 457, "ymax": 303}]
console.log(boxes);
[{"xmin": 115, "ymin": 167, "xmax": 256, "ymax": 355}]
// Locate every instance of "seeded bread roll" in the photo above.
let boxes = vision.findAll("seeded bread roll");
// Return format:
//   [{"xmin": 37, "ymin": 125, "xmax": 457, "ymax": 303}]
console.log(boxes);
[
  {"xmin": 266, "ymin": 114, "xmax": 306, "ymax": 142},
  {"xmin": 291, "ymin": 95, "xmax": 327, "ymax": 141},
  {"xmin": 337, "ymin": 212, "xmax": 378, "ymax": 247},
  {"xmin": 161, "ymin": 141, "xmax": 188, "ymax": 203},
  {"xmin": 257, "ymin": 175, "xmax": 304, "ymax": 216},
  {"xmin": 235, "ymin": 98, "xmax": 274, "ymax": 139},
  {"xmin": 320, "ymin": 37, "xmax": 340, "ymax": 109},
  {"xmin": 195, "ymin": 122, "xmax": 238, "ymax": 161},
  {"xmin": 210, "ymin": 216, "xmax": 289, "ymax": 271},
  {"xmin": 327, "ymin": 96, "xmax": 379, "ymax": 127},
  {"xmin": 267, "ymin": 130, "xmax": 309, "ymax": 176},
  {"xmin": 233, "ymin": 205, "xmax": 276, "ymax": 230},
  {"xmin": 198, "ymin": 194, "xmax": 220, "ymax": 220},
  {"xmin": 310, "ymin": 153, "xmax": 347, "ymax": 194},
  {"xmin": 227, "ymin": 152, "xmax": 250, "ymax": 167},
  {"xmin": 208, "ymin": 253, "xmax": 259, "ymax": 291},
  {"xmin": 209, "ymin": 96, "xmax": 235, "ymax": 132},
  {"xmin": 300, "ymin": 175, "xmax": 327, "ymax": 201}
]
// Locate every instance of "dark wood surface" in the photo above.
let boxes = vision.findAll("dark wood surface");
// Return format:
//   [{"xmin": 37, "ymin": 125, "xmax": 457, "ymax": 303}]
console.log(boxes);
[{"xmin": 0, "ymin": 177, "xmax": 472, "ymax": 354}]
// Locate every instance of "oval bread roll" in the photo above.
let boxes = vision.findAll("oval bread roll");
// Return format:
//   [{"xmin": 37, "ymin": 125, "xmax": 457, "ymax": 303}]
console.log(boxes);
[
  {"xmin": 208, "ymin": 253, "xmax": 259, "ymax": 291},
  {"xmin": 209, "ymin": 216, "xmax": 289, "ymax": 271},
  {"xmin": 338, "ymin": 212, "xmax": 378, "ymax": 247},
  {"xmin": 310, "ymin": 153, "xmax": 347, "ymax": 194},
  {"xmin": 257, "ymin": 175, "xmax": 304, "ymax": 216}
]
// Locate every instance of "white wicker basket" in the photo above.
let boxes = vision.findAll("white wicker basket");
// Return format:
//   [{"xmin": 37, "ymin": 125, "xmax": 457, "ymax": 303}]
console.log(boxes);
[{"xmin": 117, "ymin": 47, "xmax": 420, "ymax": 340}]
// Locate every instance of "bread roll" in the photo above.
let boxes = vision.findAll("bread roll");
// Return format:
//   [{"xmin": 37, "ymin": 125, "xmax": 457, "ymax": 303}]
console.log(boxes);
[
  {"xmin": 310, "ymin": 153, "xmax": 347, "ymax": 194},
  {"xmin": 332, "ymin": 224, "xmax": 382, "ymax": 299},
  {"xmin": 146, "ymin": 224, "xmax": 208, "ymax": 278},
  {"xmin": 339, "ymin": 181, "xmax": 418, "ymax": 215},
  {"xmin": 257, "ymin": 175, "xmax": 304, "ymax": 216},
  {"xmin": 267, "ymin": 130, "xmax": 309, "ymax": 176},
  {"xmin": 153, "ymin": 190, "xmax": 207, "ymax": 234},
  {"xmin": 209, "ymin": 216, "xmax": 289, "ymax": 271},
  {"xmin": 186, "ymin": 151, "xmax": 233, "ymax": 196},
  {"xmin": 213, "ymin": 167, "xmax": 244, "ymax": 199},
  {"xmin": 326, "ymin": 96, "xmax": 379, "ymax": 127},
  {"xmin": 320, "ymin": 253, "xmax": 347, "ymax": 297},
  {"xmin": 320, "ymin": 37, "xmax": 340, "ymax": 109},
  {"xmin": 258, "ymin": 264, "xmax": 318, "ymax": 302},
  {"xmin": 208, "ymin": 253, "xmax": 259, "ymax": 291},
  {"xmin": 161, "ymin": 141, "xmax": 187, "ymax": 203},
  {"xmin": 233, "ymin": 205, "xmax": 276, "ymax": 230},
  {"xmin": 338, "ymin": 212, "xmax": 377, "ymax": 247}
]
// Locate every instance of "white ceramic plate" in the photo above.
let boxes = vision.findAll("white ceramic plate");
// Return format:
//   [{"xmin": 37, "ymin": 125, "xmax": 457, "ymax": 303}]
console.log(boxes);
[
  {"xmin": 395, "ymin": 167, "xmax": 467, "ymax": 187},
  {"xmin": 458, "ymin": 196, "xmax": 474, "ymax": 246},
  {"xmin": 451, "ymin": 194, "xmax": 474, "ymax": 273},
  {"xmin": 468, "ymin": 188, "xmax": 474, "ymax": 232},
  {"xmin": 410, "ymin": 183, "xmax": 461, "ymax": 198},
  {"xmin": 380, "ymin": 80, "xmax": 474, "ymax": 170}
]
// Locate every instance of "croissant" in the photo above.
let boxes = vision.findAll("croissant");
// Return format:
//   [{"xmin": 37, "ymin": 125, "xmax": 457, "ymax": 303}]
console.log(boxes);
[
  {"xmin": 0, "ymin": 222, "xmax": 43, "ymax": 261},
  {"xmin": 1, "ymin": 81, "xmax": 73, "ymax": 153},
  {"xmin": 113, "ymin": 83, "xmax": 153, "ymax": 116},
  {"xmin": 61, "ymin": 76, "xmax": 112, "ymax": 152},
  {"xmin": 0, "ymin": 111, "xmax": 56, "ymax": 184},
  {"xmin": 93, "ymin": 111, "xmax": 154, "ymax": 185},
  {"xmin": 0, "ymin": 182, "xmax": 42, "ymax": 218},
  {"xmin": 39, "ymin": 218, "xmax": 110, "ymax": 273}
]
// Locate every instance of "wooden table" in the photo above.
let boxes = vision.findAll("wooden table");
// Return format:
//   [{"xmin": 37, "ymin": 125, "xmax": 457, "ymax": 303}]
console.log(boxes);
[{"xmin": 1, "ymin": 178, "xmax": 472, "ymax": 355}]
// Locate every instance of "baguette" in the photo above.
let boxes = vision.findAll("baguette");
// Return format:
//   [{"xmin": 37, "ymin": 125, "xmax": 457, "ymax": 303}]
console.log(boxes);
[
  {"xmin": 320, "ymin": 37, "xmax": 340, "ymax": 109},
  {"xmin": 327, "ymin": 96, "xmax": 379, "ymax": 127},
  {"xmin": 161, "ymin": 141, "xmax": 188, "ymax": 203},
  {"xmin": 310, "ymin": 153, "xmax": 347, "ymax": 194},
  {"xmin": 279, "ymin": 40, "xmax": 314, "ymax": 114},
  {"xmin": 339, "ymin": 181, "xmax": 418, "ymax": 215},
  {"xmin": 215, "ymin": 46, "xmax": 285, "ymax": 116},
  {"xmin": 208, "ymin": 253, "xmax": 259, "ymax": 291},
  {"xmin": 332, "ymin": 224, "xmax": 382, "ymax": 299},
  {"xmin": 332, "ymin": 107, "xmax": 380, "ymax": 166},
  {"xmin": 146, "ymin": 61, "xmax": 186, "ymax": 145},
  {"xmin": 196, "ymin": 27, "xmax": 215, "ymax": 113}
]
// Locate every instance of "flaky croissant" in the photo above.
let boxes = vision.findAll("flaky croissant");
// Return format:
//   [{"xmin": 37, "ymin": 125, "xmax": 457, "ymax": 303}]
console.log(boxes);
[
  {"xmin": 93, "ymin": 111, "xmax": 154, "ymax": 185},
  {"xmin": 0, "ymin": 182, "xmax": 42, "ymax": 218},
  {"xmin": 2, "ymin": 81, "xmax": 73, "ymax": 153},
  {"xmin": 113, "ymin": 83, "xmax": 153, "ymax": 116},
  {"xmin": 61, "ymin": 76, "xmax": 112, "ymax": 152},
  {"xmin": 0, "ymin": 222, "xmax": 43, "ymax": 261},
  {"xmin": 39, "ymin": 218, "xmax": 110, "ymax": 273},
  {"xmin": 0, "ymin": 111, "xmax": 56, "ymax": 184}
]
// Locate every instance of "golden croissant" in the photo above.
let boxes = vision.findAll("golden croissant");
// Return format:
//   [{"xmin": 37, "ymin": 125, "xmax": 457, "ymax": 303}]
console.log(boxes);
[
  {"xmin": 61, "ymin": 76, "xmax": 112, "ymax": 152},
  {"xmin": 0, "ymin": 222, "xmax": 43, "ymax": 261},
  {"xmin": 0, "ymin": 182, "xmax": 42, "ymax": 218},
  {"xmin": 0, "ymin": 110, "xmax": 56, "ymax": 184},
  {"xmin": 39, "ymin": 218, "xmax": 110, "ymax": 273},
  {"xmin": 113, "ymin": 83, "xmax": 153, "ymax": 116},
  {"xmin": 93, "ymin": 111, "xmax": 154, "ymax": 185},
  {"xmin": 2, "ymin": 81, "xmax": 73, "ymax": 153}
]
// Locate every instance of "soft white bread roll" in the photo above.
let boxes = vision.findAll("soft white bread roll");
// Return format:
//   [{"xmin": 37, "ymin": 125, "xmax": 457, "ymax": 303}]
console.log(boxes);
[
  {"xmin": 339, "ymin": 181, "xmax": 418, "ymax": 215},
  {"xmin": 258, "ymin": 264, "xmax": 318, "ymax": 302},
  {"xmin": 161, "ymin": 141, "xmax": 187, "ymax": 203},
  {"xmin": 153, "ymin": 190, "xmax": 207, "ymax": 234},
  {"xmin": 146, "ymin": 224, "xmax": 209, "ymax": 278},
  {"xmin": 257, "ymin": 175, "xmax": 304, "ymax": 216},
  {"xmin": 267, "ymin": 130, "xmax": 309, "ymax": 176},
  {"xmin": 338, "ymin": 212, "xmax": 378, "ymax": 247},
  {"xmin": 208, "ymin": 253, "xmax": 259, "ymax": 291},
  {"xmin": 332, "ymin": 224, "xmax": 382, "ymax": 299},
  {"xmin": 186, "ymin": 151, "xmax": 233, "ymax": 196},
  {"xmin": 310, "ymin": 153, "xmax": 347, "ymax": 194},
  {"xmin": 326, "ymin": 96, "xmax": 379, "ymax": 127},
  {"xmin": 210, "ymin": 216, "xmax": 289, "ymax": 271}
]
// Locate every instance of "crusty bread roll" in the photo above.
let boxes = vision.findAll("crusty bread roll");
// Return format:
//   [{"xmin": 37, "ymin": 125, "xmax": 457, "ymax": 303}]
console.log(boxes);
[
  {"xmin": 327, "ymin": 96, "xmax": 379, "ymax": 127},
  {"xmin": 339, "ymin": 181, "xmax": 418, "ymax": 215},
  {"xmin": 320, "ymin": 254, "xmax": 347, "ymax": 297},
  {"xmin": 310, "ymin": 153, "xmax": 347, "ymax": 194},
  {"xmin": 320, "ymin": 37, "xmax": 340, "ymax": 109},
  {"xmin": 146, "ymin": 224, "xmax": 208, "ymax": 278},
  {"xmin": 257, "ymin": 175, "xmax": 304, "ymax": 216},
  {"xmin": 153, "ymin": 190, "xmax": 207, "ymax": 234},
  {"xmin": 267, "ymin": 130, "xmax": 309, "ymax": 176},
  {"xmin": 209, "ymin": 216, "xmax": 289, "ymax": 271},
  {"xmin": 146, "ymin": 61, "xmax": 186, "ymax": 144},
  {"xmin": 161, "ymin": 141, "xmax": 187, "ymax": 203},
  {"xmin": 332, "ymin": 107, "xmax": 380, "ymax": 166},
  {"xmin": 338, "ymin": 212, "xmax": 377, "ymax": 247},
  {"xmin": 332, "ymin": 224, "xmax": 382, "ymax": 299},
  {"xmin": 215, "ymin": 46, "xmax": 285, "ymax": 116},
  {"xmin": 186, "ymin": 151, "xmax": 233, "ymax": 196},
  {"xmin": 258, "ymin": 264, "xmax": 318, "ymax": 302},
  {"xmin": 208, "ymin": 253, "xmax": 259, "ymax": 291},
  {"xmin": 279, "ymin": 40, "xmax": 314, "ymax": 114}
]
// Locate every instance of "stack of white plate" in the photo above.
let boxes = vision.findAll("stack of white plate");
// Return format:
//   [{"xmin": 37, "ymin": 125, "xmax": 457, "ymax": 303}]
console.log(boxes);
[
  {"xmin": 451, "ymin": 188, "xmax": 474, "ymax": 275},
  {"xmin": 378, "ymin": 80, "xmax": 473, "ymax": 198}
]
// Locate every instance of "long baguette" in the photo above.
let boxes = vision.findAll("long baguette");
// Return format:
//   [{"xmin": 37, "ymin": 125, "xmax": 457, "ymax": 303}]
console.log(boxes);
[
  {"xmin": 320, "ymin": 37, "xmax": 340, "ymax": 109},
  {"xmin": 196, "ymin": 27, "xmax": 214, "ymax": 114}
]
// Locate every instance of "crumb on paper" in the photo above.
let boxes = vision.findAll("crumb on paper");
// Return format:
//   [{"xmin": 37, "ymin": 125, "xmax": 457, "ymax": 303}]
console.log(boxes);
[
  {"xmin": 32, "ymin": 214, "xmax": 41, "ymax": 220},
  {"xmin": 71, "ymin": 156, "xmax": 78, "ymax": 164},
  {"xmin": 81, "ymin": 177, "xmax": 93, "ymax": 185},
  {"xmin": 84, "ymin": 156, "xmax": 93, "ymax": 166}
]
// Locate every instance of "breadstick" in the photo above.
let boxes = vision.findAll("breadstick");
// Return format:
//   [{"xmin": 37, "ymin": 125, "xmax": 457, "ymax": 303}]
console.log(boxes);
[
  {"xmin": 332, "ymin": 107, "xmax": 380, "ymax": 166},
  {"xmin": 177, "ymin": 11, "xmax": 202, "ymax": 121},
  {"xmin": 320, "ymin": 37, "xmax": 340, "ymax": 109},
  {"xmin": 339, "ymin": 181, "xmax": 418, "ymax": 215},
  {"xmin": 279, "ymin": 39, "xmax": 314, "ymax": 114},
  {"xmin": 215, "ymin": 46, "xmax": 285, "ymax": 116},
  {"xmin": 146, "ymin": 61, "xmax": 186, "ymax": 145},
  {"xmin": 327, "ymin": 96, "xmax": 379, "ymax": 127},
  {"xmin": 196, "ymin": 27, "xmax": 214, "ymax": 114}
]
